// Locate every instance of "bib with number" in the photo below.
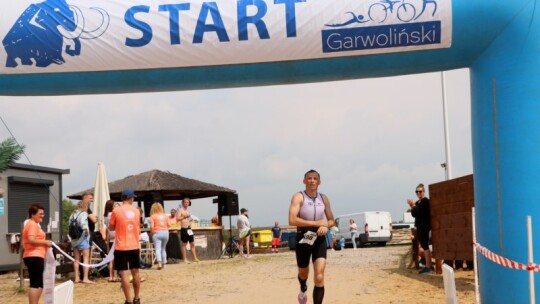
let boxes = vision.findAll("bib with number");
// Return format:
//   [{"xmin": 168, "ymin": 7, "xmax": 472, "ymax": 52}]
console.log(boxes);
[
  {"xmin": 187, "ymin": 229, "xmax": 194, "ymax": 236},
  {"xmin": 298, "ymin": 231, "xmax": 317, "ymax": 246}
]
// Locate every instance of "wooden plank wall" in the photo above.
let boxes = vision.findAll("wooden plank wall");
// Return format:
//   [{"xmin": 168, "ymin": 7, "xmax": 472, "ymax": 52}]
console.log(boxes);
[{"xmin": 429, "ymin": 174, "xmax": 474, "ymax": 261}]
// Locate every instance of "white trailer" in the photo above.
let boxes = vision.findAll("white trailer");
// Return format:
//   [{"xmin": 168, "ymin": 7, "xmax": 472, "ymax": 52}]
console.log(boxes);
[{"xmin": 335, "ymin": 211, "xmax": 393, "ymax": 247}]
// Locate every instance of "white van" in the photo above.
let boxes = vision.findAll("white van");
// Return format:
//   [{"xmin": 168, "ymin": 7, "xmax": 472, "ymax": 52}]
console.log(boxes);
[{"xmin": 335, "ymin": 211, "xmax": 393, "ymax": 247}]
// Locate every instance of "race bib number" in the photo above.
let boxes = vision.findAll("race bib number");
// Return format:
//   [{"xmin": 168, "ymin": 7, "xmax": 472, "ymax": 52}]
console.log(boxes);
[
  {"xmin": 187, "ymin": 229, "xmax": 194, "ymax": 236},
  {"xmin": 298, "ymin": 231, "xmax": 317, "ymax": 246}
]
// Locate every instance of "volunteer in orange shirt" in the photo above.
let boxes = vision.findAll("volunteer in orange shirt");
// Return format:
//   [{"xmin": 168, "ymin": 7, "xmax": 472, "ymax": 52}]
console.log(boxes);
[
  {"xmin": 22, "ymin": 204, "xmax": 53, "ymax": 304},
  {"xmin": 109, "ymin": 189, "xmax": 141, "ymax": 304},
  {"xmin": 149, "ymin": 202, "xmax": 169, "ymax": 270}
]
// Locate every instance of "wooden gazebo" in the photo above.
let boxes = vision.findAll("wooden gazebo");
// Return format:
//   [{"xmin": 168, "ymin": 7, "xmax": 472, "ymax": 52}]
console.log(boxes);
[
  {"xmin": 68, "ymin": 169, "xmax": 236, "ymax": 260},
  {"xmin": 68, "ymin": 169, "xmax": 236, "ymax": 202}
]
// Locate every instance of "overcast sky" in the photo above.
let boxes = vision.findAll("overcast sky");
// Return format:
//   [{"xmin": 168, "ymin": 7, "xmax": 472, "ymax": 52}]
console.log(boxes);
[{"xmin": 0, "ymin": 68, "xmax": 472, "ymax": 227}]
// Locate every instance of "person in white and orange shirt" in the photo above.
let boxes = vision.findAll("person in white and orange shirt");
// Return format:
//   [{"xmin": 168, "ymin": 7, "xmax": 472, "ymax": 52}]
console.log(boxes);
[
  {"xmin": 22, "ymin": 204, "xmax": 53, "ymax": 304},
  {"xmin": 109, "ymin": 189, "xmax": 141, "ymax": 304},
  {"xmin": 149, "ymin": 202, "xmax": 169, "ymax": 270}
]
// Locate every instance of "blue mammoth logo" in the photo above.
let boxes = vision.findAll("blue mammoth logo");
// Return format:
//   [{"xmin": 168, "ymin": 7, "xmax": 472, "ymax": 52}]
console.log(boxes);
[{"xmin": 2, "ymin": 0, "xmax": 109, "ymax": 68}]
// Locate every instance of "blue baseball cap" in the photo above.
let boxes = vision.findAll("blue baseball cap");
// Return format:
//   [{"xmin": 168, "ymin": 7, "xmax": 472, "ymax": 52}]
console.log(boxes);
[{"xmin": 121, "ymin": 189, "xmax": 137, "ymax": 198}]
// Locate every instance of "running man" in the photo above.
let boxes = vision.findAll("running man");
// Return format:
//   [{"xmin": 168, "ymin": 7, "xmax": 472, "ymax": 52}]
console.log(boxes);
[
  {"xmin": 415, "ymin": 0, "xmax": 438, "ymax": 20},
  {"xmin": 177, "ymin": 198, "xmax": 201, "ymax": 263},
  {"xmin": 271, "ymin": 221, "xmax": 282, "ymax": 253},
  {"xmin": 289, "ymin": 169, "xmax": 335, "ymax": 304},
  {"xmin": 109, "ymin": 189, "xmax": 141, "ymax": 304}
]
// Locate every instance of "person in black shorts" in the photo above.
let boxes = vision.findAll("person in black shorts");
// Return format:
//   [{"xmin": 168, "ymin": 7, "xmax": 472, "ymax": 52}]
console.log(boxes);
[
  {"xmin": 407, "ymin": 183, "xmax": 432, "ymax": 274},
  {"xmin": 289, "ymin": 169, "xmax": 336, "ymax": 304},
  {"xmin": 109, "ymin": 189, "xmax": 142, "ymax": 304},
  {"xmin": 177, "ymin": 198, "xmax": 201, "ymax": 263}
]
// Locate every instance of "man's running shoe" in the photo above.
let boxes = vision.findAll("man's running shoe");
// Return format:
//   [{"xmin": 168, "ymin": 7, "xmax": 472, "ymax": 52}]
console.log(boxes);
[
  {"xmin": 297, "ymin": 292, "xmax": 308, "ymax": 304},
  {"xmin": 183, "ymin": 259, "xmax": 191, "ymax": 264},
  {"xmin": 419, "ymin": 267, "xmax": 433, "ymax": 274},
  {"xmin": 194, "ymin": 258, "xmax": 201, "ymax": 263}
]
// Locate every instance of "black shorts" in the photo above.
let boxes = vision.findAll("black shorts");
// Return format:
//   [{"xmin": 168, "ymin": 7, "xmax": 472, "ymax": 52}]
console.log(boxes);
[
  {"xmin": 114, "ymin": 249, "xmax": 140, "ymax": 271},
  {"xmin": 295, "ymin": 232, "xmax": 327, "ymax": 268},
  {"xmin": 23, "ymin": 257, "xmax": 45, "ymax": 288},
  {"xmin": 417, "ymin": 226, "xmax": 430, "ymax": 250},
  {"xmin": 180, "ymin": 227, "xmax": 194, "ymax": 243}
]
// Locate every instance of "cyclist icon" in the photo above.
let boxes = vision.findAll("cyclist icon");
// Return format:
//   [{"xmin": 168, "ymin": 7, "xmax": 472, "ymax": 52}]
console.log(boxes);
[
  {"xmin": 324, "ymin": 0, "xmax": 439, "ymax": 28},
  {"xmin": 368, "ymin": 0, "xmax": 416, "ymax": 23}
]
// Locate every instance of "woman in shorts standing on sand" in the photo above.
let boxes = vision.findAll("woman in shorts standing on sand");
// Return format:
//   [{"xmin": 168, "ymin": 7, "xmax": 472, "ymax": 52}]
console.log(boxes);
[
  {"xmin": 22, "ymin": 204, "xmax": 53, "ymax": 304},
  {"xmin": 104, "ymin": 200, "xmax": 120, "ymax": 282},
  {"xmin": 70, "ymin": 199, "xmax": 94, "ymax": 283}
]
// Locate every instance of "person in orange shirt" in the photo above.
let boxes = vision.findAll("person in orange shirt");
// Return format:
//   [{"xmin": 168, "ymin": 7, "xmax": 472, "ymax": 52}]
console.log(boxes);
[
  {"xmin": 109, "ymin": 189, "xmax": 141, "ymax": 304},
  {"xmin": 168, "ymin": 208, "xmax": 178, "ymax": 226},
  {"xmin": 149, "ymin": 202, "xmax": 169, "ymax": 270},
  {"xmin": 22, "ymin": 204, "xmax": 53, "ymax": 304}
]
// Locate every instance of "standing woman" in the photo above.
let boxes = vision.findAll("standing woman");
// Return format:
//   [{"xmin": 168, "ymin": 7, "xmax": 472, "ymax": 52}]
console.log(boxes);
[
  {"xmin": 70, "ymin": 199, "xmax": 93, "ymax": 283},
  {"xmin": 22, "ymin": 204, "xmax": 53, "ymax": 304},
  {"xmin": 407, "ymin": 183, "xmax": 433, "ymax": 274},
  {"xmin": 349, "ymin": 218, "xmax": 358, "ymax": 250},
  {"xmin": 150, "ymin": 202, "xmax": 169, "ymax": 270},
  {"xmin": 104, "ymin": 200, "xmax": 120, "ymax": 282}
]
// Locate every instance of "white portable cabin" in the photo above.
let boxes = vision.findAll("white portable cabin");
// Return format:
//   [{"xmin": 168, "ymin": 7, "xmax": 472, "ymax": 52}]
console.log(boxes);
[{"xmin": 335, "ymin": 211, "xmax": 392, "ymax": 247}]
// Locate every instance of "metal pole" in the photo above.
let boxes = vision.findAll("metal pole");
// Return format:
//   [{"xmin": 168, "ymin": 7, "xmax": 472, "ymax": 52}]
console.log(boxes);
[
  {"xmin": 228, "ymin": 215, "xmax": 233, "ymax": 258},
  {"xmin": 527, "ymin": 216, "xmax": 535, "ymax": 304},
  {"xmin": 19, "ymin": 222, "xmax": 24, "ymax": 291},
  {"xmin": 472, "ymin": 207, "xmax": 481, "ymax": 304},
  {"xmin": 441, "ymin": 71, "xmax": 452, "ymax": 180}
]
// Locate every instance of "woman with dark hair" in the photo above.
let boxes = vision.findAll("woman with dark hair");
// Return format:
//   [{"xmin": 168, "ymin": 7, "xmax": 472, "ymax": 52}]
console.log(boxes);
[
  {"xmin": 22, "ymin": 204, "xmax": 53, "ymax": 304},
  {"xmin": 407, "ymin": 183, "xmax": 432, "ymax": 274},
  {"xmin": 104, "ymin": 200, "xmax": 120, "ymax": 282}
]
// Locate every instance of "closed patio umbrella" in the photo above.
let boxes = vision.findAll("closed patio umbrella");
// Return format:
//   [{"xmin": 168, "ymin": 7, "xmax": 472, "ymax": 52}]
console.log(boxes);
[{"xmin": 93, "ymin": 162, "xmax": 110, "ymax": 231}]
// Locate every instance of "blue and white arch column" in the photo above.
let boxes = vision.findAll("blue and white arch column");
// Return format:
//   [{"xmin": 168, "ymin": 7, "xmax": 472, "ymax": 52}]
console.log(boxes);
[{"xmin": 471, "ymin": 1, "xmax": 540, "ymax": 302}]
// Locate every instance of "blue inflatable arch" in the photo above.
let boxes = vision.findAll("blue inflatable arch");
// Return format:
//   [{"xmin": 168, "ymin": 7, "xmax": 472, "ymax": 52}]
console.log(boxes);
[{"xmin": 1, "ymin": 1, "xmax": 539, "ymax": 302}]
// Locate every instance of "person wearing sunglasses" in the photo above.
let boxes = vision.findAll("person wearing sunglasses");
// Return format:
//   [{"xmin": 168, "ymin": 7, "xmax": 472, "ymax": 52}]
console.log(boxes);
[
  {"xmin": 22, "ymin": 204, "xmax": 53, "ymax": 304},
  {"xmin": 407, "ymin": 183, "xmax": 432, "ymax": 274}
]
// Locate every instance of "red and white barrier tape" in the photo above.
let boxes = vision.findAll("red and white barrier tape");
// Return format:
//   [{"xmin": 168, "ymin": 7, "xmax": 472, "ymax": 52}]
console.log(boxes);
[{"xmin": 474, "ymin": 242, "xmax": 540, "ymax": 272}]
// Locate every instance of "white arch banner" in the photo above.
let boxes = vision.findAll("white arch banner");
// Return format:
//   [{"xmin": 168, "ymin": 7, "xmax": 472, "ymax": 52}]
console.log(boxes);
[{"xmin": 1, "ymin": 0, "xmax": 451, "ymax": 74}]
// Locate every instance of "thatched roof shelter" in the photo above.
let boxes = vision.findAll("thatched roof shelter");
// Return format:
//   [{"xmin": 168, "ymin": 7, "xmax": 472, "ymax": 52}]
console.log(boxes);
[{"xmin": 68, "ymin": 169, "xmax": 236, "ymax": 201}]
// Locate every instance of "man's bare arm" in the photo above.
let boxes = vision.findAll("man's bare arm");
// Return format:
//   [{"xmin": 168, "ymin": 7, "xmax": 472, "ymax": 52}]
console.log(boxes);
[{"xmin": 322, "ymin": 194, "xmax": 335, "ymax": 228}]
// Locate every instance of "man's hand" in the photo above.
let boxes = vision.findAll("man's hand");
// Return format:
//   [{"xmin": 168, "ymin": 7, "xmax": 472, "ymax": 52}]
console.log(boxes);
[{"xmin": 317, "ymin": 226, "xmax": 328, "ymax": 236}]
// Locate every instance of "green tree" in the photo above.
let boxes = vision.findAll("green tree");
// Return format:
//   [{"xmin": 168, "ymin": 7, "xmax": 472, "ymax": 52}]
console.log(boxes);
[
  {"xmin": 0, "ymin": 137, "xmax": 25, "ymax": 172},
  {"xmin": 62, "ymin": 199, "xmax": 76, "ymax": 236}
]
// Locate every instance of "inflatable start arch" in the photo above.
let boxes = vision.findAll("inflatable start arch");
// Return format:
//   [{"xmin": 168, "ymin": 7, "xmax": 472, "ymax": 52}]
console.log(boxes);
[{"xmin": 1, "ymin": 1, "xmax": 539, "ymax": 302}]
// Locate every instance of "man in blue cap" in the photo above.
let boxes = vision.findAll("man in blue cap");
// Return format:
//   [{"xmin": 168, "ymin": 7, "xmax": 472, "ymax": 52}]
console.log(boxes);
[{"xmin": 109, "ymin": 189, "xmax": 141, "ymax": 304}]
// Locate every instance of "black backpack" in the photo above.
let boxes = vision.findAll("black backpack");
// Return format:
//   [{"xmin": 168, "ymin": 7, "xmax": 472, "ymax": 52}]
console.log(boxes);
[{"xmin": 68, "ymin": 212, "xmax": 83, "ymax": 239}]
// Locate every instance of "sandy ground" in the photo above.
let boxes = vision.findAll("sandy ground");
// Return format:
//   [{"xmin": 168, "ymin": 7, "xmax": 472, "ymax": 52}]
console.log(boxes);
[{"xmin": 0, "ymin": 245, "xmax": 476, "ymax": 303}]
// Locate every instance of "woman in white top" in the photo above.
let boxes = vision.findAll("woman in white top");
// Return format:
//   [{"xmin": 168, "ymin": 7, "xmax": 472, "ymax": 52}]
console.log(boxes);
[
  {"xmin": 349, "ymin": 219, "xmax": 358, "ymax": 250},
  {"xmin": 237, "ymin": 208, "xmax": 252, "ymax": 258}
]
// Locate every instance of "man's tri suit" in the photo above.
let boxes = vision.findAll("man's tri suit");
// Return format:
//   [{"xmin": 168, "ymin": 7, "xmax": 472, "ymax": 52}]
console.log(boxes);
[{"xmin": 295, "ymin": 191, "xmax": 327, "ymax": 268}]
